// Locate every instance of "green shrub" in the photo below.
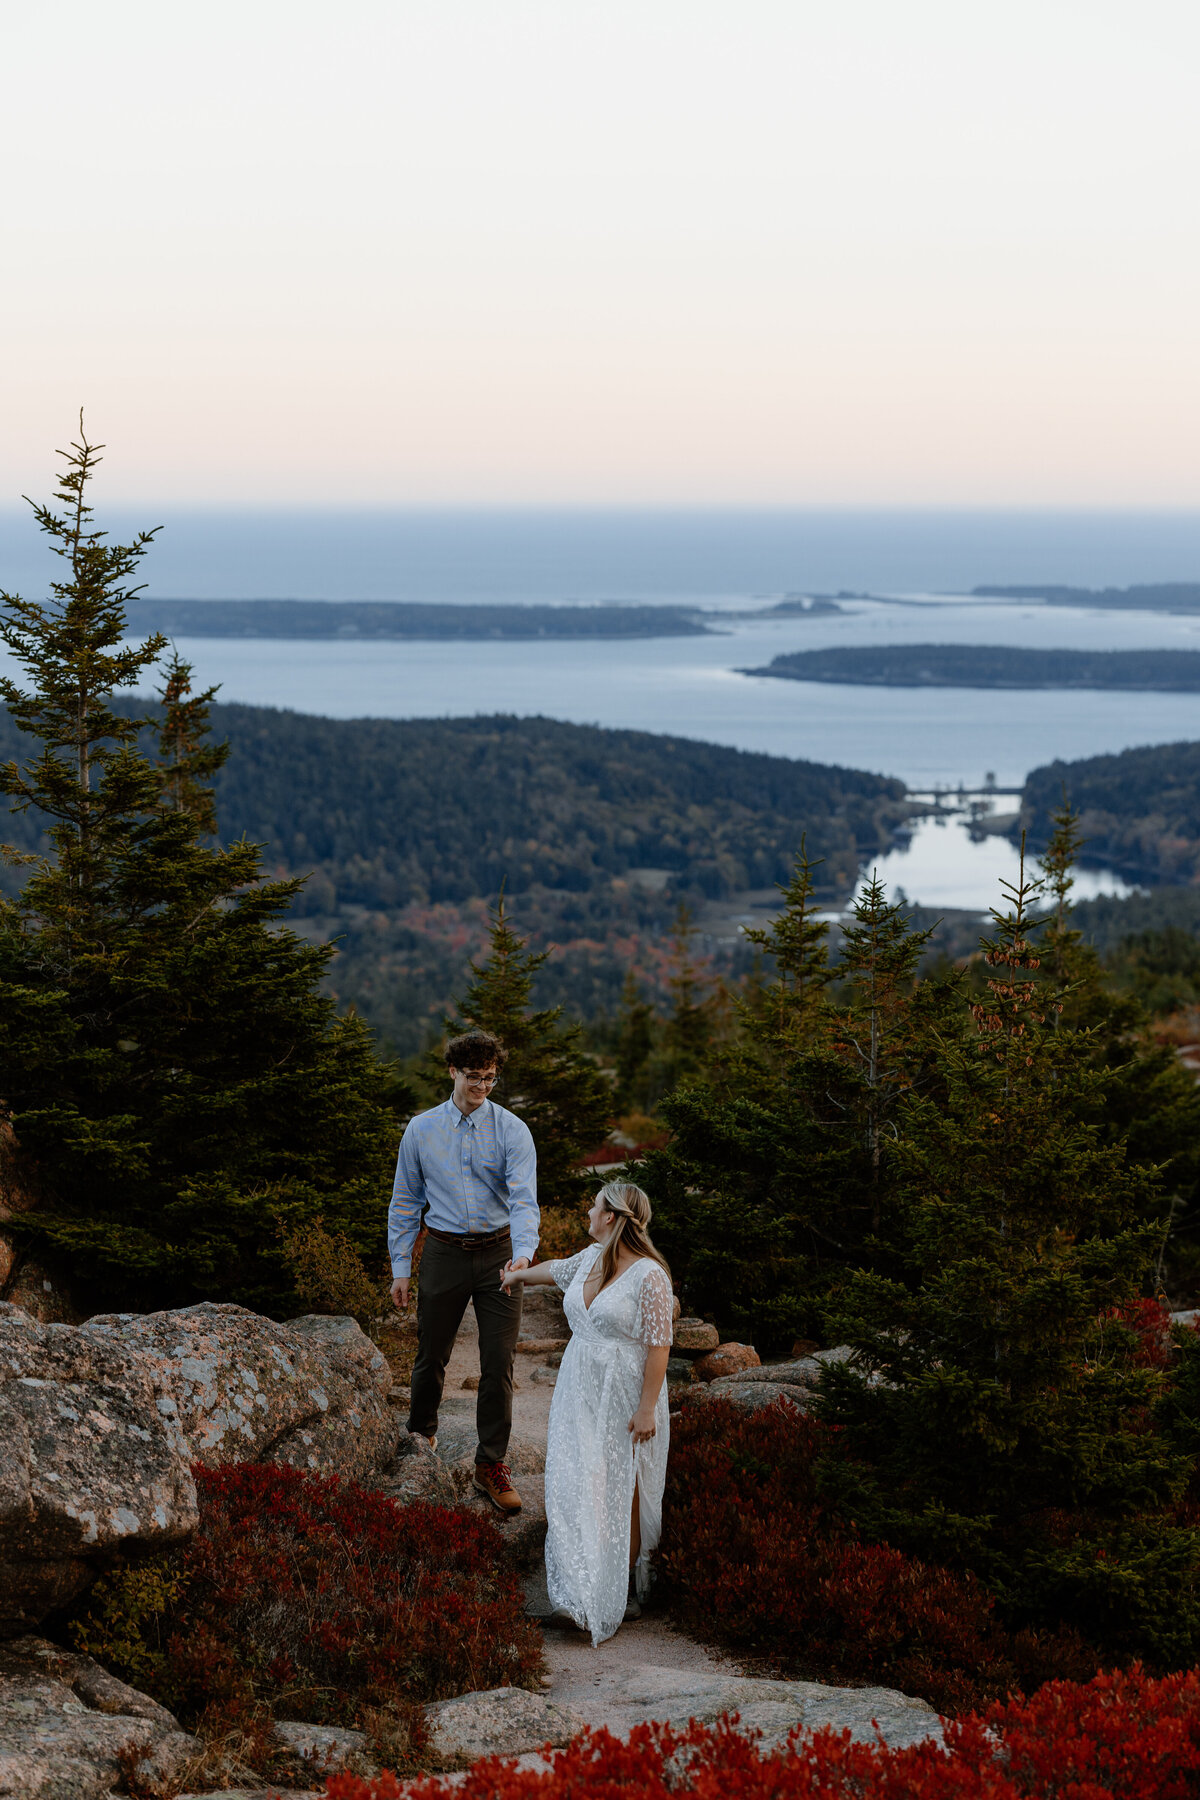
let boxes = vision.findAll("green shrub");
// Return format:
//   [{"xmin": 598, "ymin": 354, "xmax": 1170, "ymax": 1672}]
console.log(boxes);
[
  {"xmin": 277, "ymin": 1216, "xmax": 389, "ymax": 1338},
  {"xmin": 68, "ymin": 1557, "xmax": 188, "ymax": 1693}
]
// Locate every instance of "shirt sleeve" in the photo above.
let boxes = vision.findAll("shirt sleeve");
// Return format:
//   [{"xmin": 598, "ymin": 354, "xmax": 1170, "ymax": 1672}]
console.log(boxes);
[
  {"xmin": 546, "ymin": 1247, "xmax": 592, "ymax": 1293},
  {"xmin": 502, "ymin": 1113, "xmax": 540, "ymax": 1265},
  {"xmin": 636, "ymin": 1265, "xmax": 674, "ymax": 1349},
  {"xmin": 387, "ymin": 1121, "xmax": 426, "ymax": 1279}
]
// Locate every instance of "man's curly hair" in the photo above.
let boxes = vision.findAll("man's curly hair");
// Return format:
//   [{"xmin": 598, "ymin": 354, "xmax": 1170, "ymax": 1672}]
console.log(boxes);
[{"xmin": 444, "ymin": 1029, "xmax": 508, "ymax": 1072}]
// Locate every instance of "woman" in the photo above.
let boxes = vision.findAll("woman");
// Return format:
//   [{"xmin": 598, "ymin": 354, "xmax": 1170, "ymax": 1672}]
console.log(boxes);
[{"xmin": 500, "ymin": 1179, "xmax": 673, "ymax": 1645}]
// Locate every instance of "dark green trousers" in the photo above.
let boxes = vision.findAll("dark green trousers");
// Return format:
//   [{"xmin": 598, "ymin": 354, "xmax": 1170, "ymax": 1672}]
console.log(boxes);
[{"xmin": 407, "ymin": 1233, "xmax": 524, "ymax": 1466}]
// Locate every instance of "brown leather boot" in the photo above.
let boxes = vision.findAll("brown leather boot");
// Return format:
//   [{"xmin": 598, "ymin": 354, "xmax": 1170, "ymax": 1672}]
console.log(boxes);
[{"xmin": 473, "ymin": 1460, "xmax": 522, "ymax": 1514}]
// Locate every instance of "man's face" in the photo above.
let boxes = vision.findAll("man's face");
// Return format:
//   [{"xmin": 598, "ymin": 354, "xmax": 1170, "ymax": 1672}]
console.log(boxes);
[{"xmin": 451, "ymin": 1064, "xmax": 498, "ymax": 1112}]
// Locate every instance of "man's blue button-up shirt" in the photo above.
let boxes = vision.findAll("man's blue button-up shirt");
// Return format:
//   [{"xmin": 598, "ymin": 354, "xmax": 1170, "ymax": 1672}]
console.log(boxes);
[{"xmin": 388, "ymin": 1096, "xmax": 539, "ymax": 1279}]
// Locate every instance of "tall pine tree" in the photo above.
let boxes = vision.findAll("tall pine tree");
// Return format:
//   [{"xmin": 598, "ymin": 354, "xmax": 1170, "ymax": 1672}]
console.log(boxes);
[
  {"xmin": 0, "ymin": 425, "xmax": 405, "ymax": 1314},
  {"xmin": 819, "ymin": 849, "xmax": 1199, "ymax": 1661},
  {"xmin": 646, "ymin": 849, "xmax": 938, "ymax": 1349},
  {"xmin": 659, "ymin": 903, "xmax": 723, "ymax": 1092},
  {"xmin": 1032, "ymin": 797, "xmax": 1200, "ymax": 1292},
  {"xmin": 155, "ymin": 647, "xmax": 227, "ymax": 833},
  {"xmin": 834, "ymin": 870, "xmax": 944, "ymax": 1227}
]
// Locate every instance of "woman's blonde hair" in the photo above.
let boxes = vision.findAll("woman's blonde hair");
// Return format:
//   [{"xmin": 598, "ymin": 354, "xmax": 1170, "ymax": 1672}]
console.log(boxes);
[{"xmin": 595, "ymin": 1179, "xmax": 672, "ymax": 1293}]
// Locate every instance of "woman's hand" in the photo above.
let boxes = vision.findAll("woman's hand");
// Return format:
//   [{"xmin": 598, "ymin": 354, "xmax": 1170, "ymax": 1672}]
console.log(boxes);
[
  {"xmin": 627, "ymin": 1404, "xmax": 656, "ymax": 1444},
  {"xmin": 499, "ymin": 1257, "xmax": 530, "ymax": 1291}
]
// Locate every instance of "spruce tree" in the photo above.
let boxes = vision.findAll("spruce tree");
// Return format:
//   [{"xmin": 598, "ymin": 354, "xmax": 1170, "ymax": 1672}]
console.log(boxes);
[
  {"xmin": 659, "ymin": 903, "xmax": 722, "ymax": 1092},
  {"xmin": 1033, "ymin": 798, "xmax": 1200, "ymax": 1293},
  {"xmin": 0, "ymin": 426, "xmax": 405, "ymax": 1314},
  {"xmin": 819, "ymin": 850, "xmax": 1199, "ymax": 1660},
  {"xmin": 835, "ymin": 870, "xmax": 940, "ymax": 1224},
  {"xmin": 646, "ymin": 850, "xmax": 938, "ymax": 1350},
  {"xmin": 740, "ymin": 837, "xmax": 833, "ymax": 1049},
  {"xmin": 447, "ymin": 894, "xmax": 612, "ymax": 1205},
  {"xmin": 155, "ymin": 647, "xmax": 227, "ymax": 832},
  {"xmin": 1038, "ymin": 789, "xmax": 1087, "ymax": 995}
]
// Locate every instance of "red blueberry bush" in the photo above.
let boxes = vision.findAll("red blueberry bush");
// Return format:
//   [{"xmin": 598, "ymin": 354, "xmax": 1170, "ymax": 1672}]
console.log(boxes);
[
  {"xmin": 655, "ymin": 1398, "xmax": 1098, "ymax": 1712},
  {"xmin": 1109, "ymin": 1295, "xmax": 1174, "ymax": 1368},
  {"xmin": 169, "ymin": 1464, "xmax": 543, "ymax": 1722},
  {"xmin": 322, "ymin": 1664, "xmax": 1200, "ymax": 1800},
  {"xmin": 68, "ymin": 1463, "xmax": 543, "ymax": 1772}
]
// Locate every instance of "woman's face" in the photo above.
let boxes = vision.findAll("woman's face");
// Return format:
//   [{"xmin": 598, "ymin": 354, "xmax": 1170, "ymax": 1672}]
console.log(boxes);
[{"xmin": 587, "ymin": 1193, "xmax": 616, "ymax": 1242}]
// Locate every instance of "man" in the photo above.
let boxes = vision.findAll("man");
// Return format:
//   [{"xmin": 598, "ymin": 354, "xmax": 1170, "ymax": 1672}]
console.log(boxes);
[{"xmin": 389, "ymin": 1029, "xmax": 538, "ymax": 1514}]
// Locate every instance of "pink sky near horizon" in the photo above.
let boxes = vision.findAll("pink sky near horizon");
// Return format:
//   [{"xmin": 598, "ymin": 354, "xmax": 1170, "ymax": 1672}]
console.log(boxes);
[{"xmin": 4, "ymin": 0, "xmax": 1200, "ymax": 507}]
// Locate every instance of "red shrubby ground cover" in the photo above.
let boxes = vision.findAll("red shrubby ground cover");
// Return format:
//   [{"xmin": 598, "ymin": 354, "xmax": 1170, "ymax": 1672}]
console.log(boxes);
[
  {"xmin": 656, "ymin": 1399, "xmax": 1097, "ymax": 1711},
  {"xmin": 323, "ymin": 1666, "xmax": 1200, "ymax": 1800},
  {"xmin": 166, "ymin": 1464, "xmax": 543, "ymax": 1731},
  {"xmin": 1108, "ymin": 1296, "xmax": 1174, "ymax": 1368}
]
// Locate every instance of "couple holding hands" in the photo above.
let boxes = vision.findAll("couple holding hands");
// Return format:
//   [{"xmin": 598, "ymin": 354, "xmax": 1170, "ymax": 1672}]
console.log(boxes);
[{"xmin": 388, "ymin": 1030, "xmax": 673, "ymax": 1646}]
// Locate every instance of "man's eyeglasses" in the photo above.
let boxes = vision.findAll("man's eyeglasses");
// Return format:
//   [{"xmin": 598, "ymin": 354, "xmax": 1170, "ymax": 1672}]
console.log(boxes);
[{"xmin": 463, "ymin": 1071, "xmax": 498, "ymax": 1087}]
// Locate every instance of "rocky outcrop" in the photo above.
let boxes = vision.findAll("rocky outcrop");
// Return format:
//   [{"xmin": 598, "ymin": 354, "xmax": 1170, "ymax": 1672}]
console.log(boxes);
[
  {"xmin": 672, "ymin": 1318, "xmax": 719, "ymax": 1354},
  {"xmin": 708, "ymin": 1358, "xmax": 822, "ymax": 1388},
  {"xmin": 273, "ymin": 1719, "xmax": 378, "ymax": 1780},
  {"xmin": 693, "ymin": 1342, "xmax": 761, "ymax": 1382},
  {"xmin": 557, "ymin": 1661, "xmax": 942, "ymax": 1752},
  {"xmin": 0, "ymin": 1303, "xmax": 198, "ymax": 1634},
  {"xmin": 81, "ymin": 1303, "xmax": 400, "ymax": 1479},
  {"xmin": 681, "ymin": 1378, "xmax": 811, "ymax": 1415},
  {"xmin": 0, "ymin": 1636, "xmax": 199, "ymax": 1798},
  {"xmin": 376, "ymin": 1433, "xmax": 460, "ymax": 1508},
  {"xmin": 425, "ymin": 1686, "xmax": 587, "ymax": 1762}
]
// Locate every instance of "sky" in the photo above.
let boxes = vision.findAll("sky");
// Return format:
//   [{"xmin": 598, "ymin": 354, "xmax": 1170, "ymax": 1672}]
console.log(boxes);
[{"xmin": 4, "ymin": 1, "xmax": 1200, "ymax": 507}]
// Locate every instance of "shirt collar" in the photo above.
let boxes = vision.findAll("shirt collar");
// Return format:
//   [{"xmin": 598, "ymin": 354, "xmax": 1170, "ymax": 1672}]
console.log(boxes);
[{"xmin": 448, "ymin": 1095, "xmax": 490, "ymax": 1128}]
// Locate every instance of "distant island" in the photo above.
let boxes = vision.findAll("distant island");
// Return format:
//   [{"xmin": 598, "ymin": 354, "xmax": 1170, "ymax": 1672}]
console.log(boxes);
[
  {"xmin": 972, "ymin": 583, "xmax": 1200, "ymax": 614},
  {"xmin": 740, "ymin": 645, "xmax": 1200, "ymax": 691},
  {"xmin": 127, "ymin": 599, "xmax": 716, "ymax": 639}
]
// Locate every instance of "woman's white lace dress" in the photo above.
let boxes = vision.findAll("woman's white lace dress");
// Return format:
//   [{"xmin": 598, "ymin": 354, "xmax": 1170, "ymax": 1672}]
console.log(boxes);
[{"xmin": 544, "ymin": 1244, "xmax": 673, "ymax": 1645}]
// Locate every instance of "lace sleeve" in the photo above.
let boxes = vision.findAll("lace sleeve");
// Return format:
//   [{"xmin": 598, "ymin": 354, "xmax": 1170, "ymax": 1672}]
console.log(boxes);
[
  {"xmin": 636, "ymin": 1264, "xmax": 674, "ymax": 1349},
  {"xmin": 545, "ymin": 1246, "xmax": 592, "ymax": 1293}
]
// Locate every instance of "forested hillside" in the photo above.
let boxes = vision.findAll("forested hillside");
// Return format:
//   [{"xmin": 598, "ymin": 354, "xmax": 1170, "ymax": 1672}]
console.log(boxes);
[
  {"xmin": 0, "ymin": 704, "xmax": 907, "ymax": 1049},
  {"xmin": 1021, "ymin": 740, "xmax": 1200, "ymax": 884},
  {"xmin": 744, "ymin": 644, "xmax": 1200, "ymax": 690},
  {"xmin": 126, "ymin": 599, "xmax": 712, "ymax": 638}
]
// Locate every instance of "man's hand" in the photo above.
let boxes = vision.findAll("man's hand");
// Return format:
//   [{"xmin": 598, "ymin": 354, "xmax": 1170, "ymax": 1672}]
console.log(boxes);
[
  {"xmin": 390, "ymin": 1275, "xmax": 410, "ymax": 1313},
  {"xmin": 499, "ymin": 1256, "xmax": 531, "ymax": 1291}
]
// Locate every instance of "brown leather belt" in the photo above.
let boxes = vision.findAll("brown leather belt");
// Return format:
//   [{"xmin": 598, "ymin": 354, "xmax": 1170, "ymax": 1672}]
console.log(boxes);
[{"xmin": 425, "ymin": 1224, "xmax": 512, "ymax": 1249}]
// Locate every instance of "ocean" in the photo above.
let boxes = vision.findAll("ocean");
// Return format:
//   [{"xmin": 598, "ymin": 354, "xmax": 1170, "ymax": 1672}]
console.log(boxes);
[{"xmin": 2, "ymin": 507, "xmax": 1197, "ymax": 909}]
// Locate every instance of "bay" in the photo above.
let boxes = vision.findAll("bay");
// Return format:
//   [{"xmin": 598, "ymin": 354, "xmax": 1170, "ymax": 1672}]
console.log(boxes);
[
  {"xmin": 5, "ymin": 499, "xmax": 1198, "ymax": 908},
  {"xmin": 80, "ymin": 596, "xmax": 1185, "ymax": 911},
  {"xmin": 80, "ymin": 596, "xmax": 1200, "ymax": 791}
]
